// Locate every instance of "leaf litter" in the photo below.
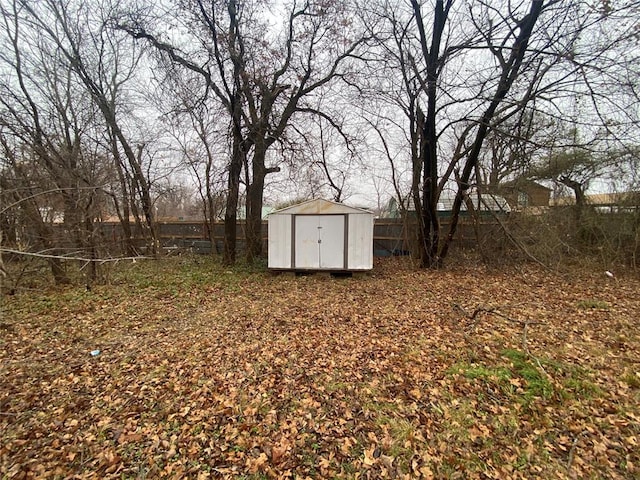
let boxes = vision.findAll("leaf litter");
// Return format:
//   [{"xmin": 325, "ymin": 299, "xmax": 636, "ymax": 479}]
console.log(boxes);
[{"xmin": 1, "ymin": 258, "xmax": 639, "ymax": 479}]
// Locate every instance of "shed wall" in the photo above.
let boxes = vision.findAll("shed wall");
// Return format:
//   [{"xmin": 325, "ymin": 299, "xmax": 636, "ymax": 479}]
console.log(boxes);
[
  {"xmin": 268, "ymin": 214, "xmax": 291, "ymax": 268},
  {"xmin": 347, "ymin": 214, "xmax": 374, "ymax": 269}
]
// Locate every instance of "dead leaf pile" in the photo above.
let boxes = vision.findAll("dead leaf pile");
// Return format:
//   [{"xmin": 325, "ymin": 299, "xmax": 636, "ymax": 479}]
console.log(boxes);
[{"xmin": 1, "ymin": 258, "xmax": 639, "ymax": 478}]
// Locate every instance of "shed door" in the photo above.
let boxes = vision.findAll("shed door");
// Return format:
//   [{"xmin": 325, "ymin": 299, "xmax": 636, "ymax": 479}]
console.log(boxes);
[{"xmin": 294, "ymin": 215, "xmax": 345, "ymax": 269}]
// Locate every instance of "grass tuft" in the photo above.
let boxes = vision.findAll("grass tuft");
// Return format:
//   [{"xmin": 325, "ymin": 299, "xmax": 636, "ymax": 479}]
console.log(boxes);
[{"xmin": 576, "ymin": 299, "xmax": 610, "ymax": 310}]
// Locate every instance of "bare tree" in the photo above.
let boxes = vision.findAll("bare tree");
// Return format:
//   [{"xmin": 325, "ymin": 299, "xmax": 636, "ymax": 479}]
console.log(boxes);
[
  {"xmin": 282, "ymin": 111, "xmax": 360, "ymax": 203},
  {"xmin": 14, "ymin": 0, "xmax": 161, "ymax": 255},
  {"xmin": 161, "ymin": 90, "xmax": 228, "ymax": 242},
  {"xmin": 119, "ymin": 0, "xmax": 371, "ymax": 263},
  {"xmin": 0, "ymin": 1, "xmax": 112, "ymax": 283},
  {"xmin": 361, "ymin": 0, "xmax": 637, "ymax": 267}
]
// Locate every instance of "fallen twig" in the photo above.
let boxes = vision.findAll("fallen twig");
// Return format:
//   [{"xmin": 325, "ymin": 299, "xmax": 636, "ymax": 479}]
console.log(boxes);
[
  {"xmin": 453, "ymin": 303, "xmax": 549, "ymax": 376},
  {"xmin": 567, "ymin": 430, "xmax": 588, "ymax": 473},
  {"xmin": 0, "ymin": 248, "xmax": 151, "ymax": 263}
]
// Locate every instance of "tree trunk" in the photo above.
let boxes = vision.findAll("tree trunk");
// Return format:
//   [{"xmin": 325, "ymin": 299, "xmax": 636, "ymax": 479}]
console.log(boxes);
[
  {"xmin": 245, "ymin": 143, "xmax": 267, "ymax": 263},
  {"xmin": 223, "ymin": 98, "xmax": 245, "ymax": 265},
  {"xmin": 49, "ymin": 257, "xmax": 70, "ymax": 285},
  {"xmin": 560, "ymin": 176, "xmax": 587, "ymax": 223},
  {"xmin": 132, "ymin": 144, "xmax": 158, "ymax": 255},
  {"xmin": 63, "ymin": 190, "xmax": 81, "ymax": 250},
  {"xmin": 204, "ymin": 151, "xmax": 217, "ymax": 253},
  {"xmin": 111, "ymin": 128, "xmax": 136, "ymax": 256},
  {"xmin": 411, "ymin": 0, "xmax": 448, "ymax": 268},
  {"xmin": 84, "ymin": 215, "xmax": 99, "ymax": 285},
  {"xmin": 27, "ymin": 204, "xmax": 70, "ymax": 284},
  {"xmin": 418, "ymin": 109, "xmax": 441, "ymax": 268},
  {"xmin": 223, "ymin": 146, "xmax": 242, "ymax": 265},
  {"xmin": 410, "ymin": 106, "xmax": 424, "ymax": 266}
]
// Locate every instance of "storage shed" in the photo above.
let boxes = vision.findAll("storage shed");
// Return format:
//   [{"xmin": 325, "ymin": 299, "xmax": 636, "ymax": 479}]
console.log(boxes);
[{"xmin": 268, "ymin": 199, "xmax": 373, "ymax": 271}]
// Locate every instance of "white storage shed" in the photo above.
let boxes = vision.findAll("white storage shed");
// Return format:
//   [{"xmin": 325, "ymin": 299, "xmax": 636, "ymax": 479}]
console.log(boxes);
[{"xmin": 268, "ymin": 199, "xmax": 374, "ymax": 271}]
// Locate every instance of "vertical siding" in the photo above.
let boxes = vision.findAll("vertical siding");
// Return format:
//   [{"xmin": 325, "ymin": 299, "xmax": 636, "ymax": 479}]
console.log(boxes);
[
  {"xmin": 268, "ymin": 214, "xmax": 292, "ymax": 268},
  {"xmin": 347, "ymin": 214, "xmax": 374, "ymax": 270},
  {"xmin": 294, "ymin": 214, "xmax": 346, "ymax": 269}
]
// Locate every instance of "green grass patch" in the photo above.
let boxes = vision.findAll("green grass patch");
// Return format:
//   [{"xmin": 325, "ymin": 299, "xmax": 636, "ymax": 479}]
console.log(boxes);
[
  {"xmin": 501, "ymin": 349, "xmax": 602, "ymax": 401},
  {"xmin": 363, "ymin": 400, "xmax": 399, "ymax": 414},
  {"xmin": 376, "ymin": 415, "xmax": 416, "ymax": 452},
  {"xmin": 530, "ymin": 354, "xmax": 603, "ymax": 400},
  {"xmin": 452, "ymin": 363, "xmax": 511, "ymax": 382},
  {"xmin": 622, "ymin": 372, "xmax": 640, "ymax": 389},
  {"xmin": 448, "ymin": 349, "xmax": 554, "ymax": 403},
  {"xmin": 576, "ymin": 299, "xmax": 610, "ymax": 310},
  {"xmin": 501, "ymin": 349, "xmax": 554, "ymax": 400},
  {"xmin": 563, "ymin": 377, "xmax": 603, "ymax": 398}
]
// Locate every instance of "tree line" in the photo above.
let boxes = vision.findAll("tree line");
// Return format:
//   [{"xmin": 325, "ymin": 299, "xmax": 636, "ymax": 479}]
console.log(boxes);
[{"xmin": 1, "ymin": 0, "xmax": 639, "ymax": 282}]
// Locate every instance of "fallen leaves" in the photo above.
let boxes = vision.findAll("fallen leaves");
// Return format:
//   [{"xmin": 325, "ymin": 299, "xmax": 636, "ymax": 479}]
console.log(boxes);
[{"xmin": 1, "ymin": 258, "xmax": 639, "ymax": 478}]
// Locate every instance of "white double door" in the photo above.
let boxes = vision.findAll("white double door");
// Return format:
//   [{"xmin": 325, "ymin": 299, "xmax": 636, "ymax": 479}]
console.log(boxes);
[{"xmin": 294, "ymin": 215, "xmax": 345, "ymax": 269}]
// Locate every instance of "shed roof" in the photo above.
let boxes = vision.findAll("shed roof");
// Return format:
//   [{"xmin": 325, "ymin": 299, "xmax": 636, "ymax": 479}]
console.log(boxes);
[
  {"xmin": 551, "ymin": 191, "xmax": 640, "ymax": 206},
  {"xmin": 500, "ymin": 179, "xmax": 552, "ymax": 191},
  {"xmin": 269, "ymin": 198, "xmax": 372, "ymax": 216},
  {"xmin": 438, "ymin": 193, "xmax": 511, "ymax": 212}
]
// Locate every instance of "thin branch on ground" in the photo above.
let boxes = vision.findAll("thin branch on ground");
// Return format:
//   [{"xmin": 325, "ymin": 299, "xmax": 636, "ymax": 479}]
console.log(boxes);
[
  {"xmin": 567, "ymin": 430, "xmax": 588, "ymax": 473},
  {"xmin": 0, "ymin": 248, "xmax": 151, "ymax": 263},
  {"xmin": 453, "ymin": 302, "xmax": 548, "ymax": 376}
]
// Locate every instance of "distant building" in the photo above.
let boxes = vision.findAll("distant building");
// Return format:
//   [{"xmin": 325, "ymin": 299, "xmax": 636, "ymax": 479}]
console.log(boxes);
[
  {"xmin": 381, "ymin": 190, "xmax": 511, "ymax": 219},
  {"xmin": 488, "ymin": 180, "xmax": 552, "ymax": 210},
  {"xmin": 552, "ymin": 191, "xmax": 640, "ymax": 212},
  {"xmin": 236, "ymin": 206, "xmax": 276, "ymax": 220},
  {"xmin": 437, "ymin": 191, "xmax": 511, "ymax": 216}
]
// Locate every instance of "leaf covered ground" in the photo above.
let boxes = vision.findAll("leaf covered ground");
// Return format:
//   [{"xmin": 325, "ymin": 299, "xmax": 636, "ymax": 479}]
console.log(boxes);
[{"xmin": 1, "ymin": 257, "xmax": 639, "ymax": 479}]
